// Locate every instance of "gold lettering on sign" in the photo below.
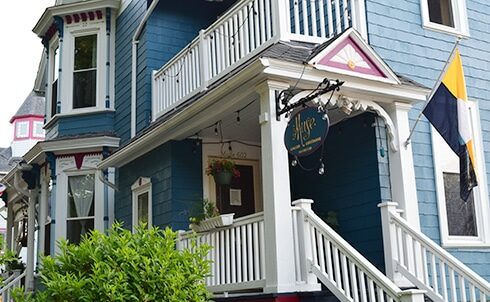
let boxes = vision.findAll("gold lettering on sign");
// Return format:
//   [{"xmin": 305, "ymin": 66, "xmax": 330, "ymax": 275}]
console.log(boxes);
[
  {"xmin": 292, "ymin": 113, "xmax": 317, "ymax": 147},
  {"xmin": 220, "ymin": 150, "xmax": 247, "ymax": 159}
]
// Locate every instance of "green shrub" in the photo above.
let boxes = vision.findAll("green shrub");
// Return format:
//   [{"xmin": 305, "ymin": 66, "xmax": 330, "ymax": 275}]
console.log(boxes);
[{"xmin": 13, "ymin": 223, "xmax": 212, "ymax": 302}]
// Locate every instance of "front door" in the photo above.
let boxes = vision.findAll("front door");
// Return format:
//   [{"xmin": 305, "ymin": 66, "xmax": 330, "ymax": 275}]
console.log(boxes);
[{"xmin": 216, "ymin": 164, "xmax": 255, "ymax": 218}]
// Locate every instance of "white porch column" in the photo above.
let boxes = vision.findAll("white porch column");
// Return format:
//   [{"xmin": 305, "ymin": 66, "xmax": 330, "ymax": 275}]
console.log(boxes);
[
  {"xmin": 386, "ymin": 102, "xmax": 421, "ymax": 230},
  {"xmin": 26, "ymin": 190, "xmax": 37, "ymax": 291},
  {"xmin": 37, "ymin": 174, "xmax": 49, "ymax": 264},
  {"xmin": 6, "ymin": 201, "xmax": 13, "ymax": 251},
  {"xmin": 257, "ymin": 80, "xmax": 297, "ymax": 293}
]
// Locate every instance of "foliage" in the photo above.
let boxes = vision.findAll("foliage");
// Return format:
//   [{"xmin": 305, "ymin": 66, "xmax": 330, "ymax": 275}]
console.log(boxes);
[
  {"xmin": 189, "ymin": 199, "xmax": 220, "ymax": 225},
  {"xmin": 205, "ymin": 159, "xmax": 240, "ymax": 178},
  {"xmin": 13, "ymin": 223, "xmax": 212, "ymax": 302},
  {"xmin": 0, "ymin": 250, "xmax": 25, "ymax": 272}
]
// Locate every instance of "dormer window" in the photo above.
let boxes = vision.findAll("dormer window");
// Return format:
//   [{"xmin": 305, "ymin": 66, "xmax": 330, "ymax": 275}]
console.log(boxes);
[
  {"xmin": 73, "ymin": 34, "xmax": 97, "ymax": 109},
  {"xmin": 15, "ymin": 121, "xmax": 29, "ymax": 139}
]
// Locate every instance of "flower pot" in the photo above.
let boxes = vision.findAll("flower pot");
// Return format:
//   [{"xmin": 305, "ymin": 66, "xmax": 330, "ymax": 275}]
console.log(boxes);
[
  {"xmin": 190, "ymin": 213, "xmax": 235, "ymax": 232},
  {"xmin": 213, "ymin": 171, "xmax": 233, "ymax": 185}
]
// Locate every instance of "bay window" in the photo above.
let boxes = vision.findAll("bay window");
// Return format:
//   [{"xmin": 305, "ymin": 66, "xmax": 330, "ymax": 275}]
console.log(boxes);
[
  {"xmin": 67, "ymin": 174, "xmax": 95, "ymax": 244},
  {"xmin": 73, "ymin": 34, "xmax": 97, "ymax": 109}
]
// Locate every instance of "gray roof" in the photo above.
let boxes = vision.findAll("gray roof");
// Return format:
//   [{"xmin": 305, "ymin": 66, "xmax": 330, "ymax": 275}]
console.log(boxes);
[
  {"xmin": 11, "ymin": 91, "xmax": 45, "ymax": 121},
  {"xmin": 0, "ymin": 147, "xmax": 15, "ymax": 173}
]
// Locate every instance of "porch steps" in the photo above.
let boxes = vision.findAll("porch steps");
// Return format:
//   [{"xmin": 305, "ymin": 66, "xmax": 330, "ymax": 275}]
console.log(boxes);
[{"xmin": 214, "ymin": 291, "xmax": 337, "ymax": 302}]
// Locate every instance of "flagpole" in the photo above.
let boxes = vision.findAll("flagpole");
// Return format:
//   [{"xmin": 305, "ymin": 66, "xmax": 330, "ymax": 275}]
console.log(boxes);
[{"xmin": 404, "ymin": 37, "xmax": 462, "ymax": 147}]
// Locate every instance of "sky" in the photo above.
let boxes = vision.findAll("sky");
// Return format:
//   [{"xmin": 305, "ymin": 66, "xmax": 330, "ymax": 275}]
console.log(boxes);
[{"xmin": 0, "ymin": 1, "xmax": 53, "ymax": 147}]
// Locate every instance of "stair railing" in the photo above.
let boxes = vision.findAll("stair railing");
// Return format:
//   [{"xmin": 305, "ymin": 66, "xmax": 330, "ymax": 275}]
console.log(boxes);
[
  {"xmin": 293, "ymin": 199, "xmax": 425, "ymax": 302},
  {"xmin": 379, "ymin": 202, "xmax": 490, "ymax": 302},
  {"xmin": 1, "ymin": 270, "xmax": 26, "ymax": 302}
]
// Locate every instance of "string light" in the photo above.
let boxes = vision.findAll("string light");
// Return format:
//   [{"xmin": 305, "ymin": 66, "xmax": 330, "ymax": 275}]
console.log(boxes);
[
  {"xmin": 228, "ymin": 142, "xmax": 232, "ymax": 152},
  {"xmin": 236, "ymin": 111, "xmax": 241, "ymax": 125},
  {"xmin": 214, "ymin": 123, "xmax": 219, "ymax": 136}
]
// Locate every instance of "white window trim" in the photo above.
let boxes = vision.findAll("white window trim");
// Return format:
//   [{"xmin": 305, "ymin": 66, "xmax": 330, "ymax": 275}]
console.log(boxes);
[
  {"xmin": 48, "ymin": 37, "xmax": 60, "ymax": 120},
  {"xmin": 61, "ymin": 20, "xmax": 107, "ymax": 114},
  {"xmin": 54, "ymin": 155, "xmax": 105, "ymax": 253},
  {"xmin": 131, "ymin": 177, "xmax": 152, "ymax": 232},
  {"xmin": 432, "ymin": 101, "xmax": 490, "ymax": 248},
  {"xmin": 420, "ymin": 0, "xmax": 470, "ymax": 37}
]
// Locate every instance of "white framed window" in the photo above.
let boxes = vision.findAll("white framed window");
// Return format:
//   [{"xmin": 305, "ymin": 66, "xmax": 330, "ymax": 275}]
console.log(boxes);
[
  {"xmin": 49, "ymin": 40, "xmax": 60, "ymax": 119},
  {"xmin": 432, "ymin": 101, "xmax": 490, "ymax": 247},
  {"xmin": 15, "ymin": 121, "xmax": 29, "ymax": 138},
  {"xmin": 67, "ymin": 173, "xmax": 95, "ymax": 244},
  {"xmin": 131, "ymin": 177, "xmax": 152, "ymax": 231},
  {"xmin": 33, "ymin": 121, "xmax": 45, "ymax": 138},
  {"xmin": 420, "ymin": 0, "xmax": 469, "ymax": 36},
  {"xmin": 73, "ymin": 34, "xmax": 97, "ymax": 109}
]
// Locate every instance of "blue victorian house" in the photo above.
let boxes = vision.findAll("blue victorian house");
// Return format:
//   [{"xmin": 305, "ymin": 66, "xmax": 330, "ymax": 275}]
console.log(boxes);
[{"xmin": 1, "ymin": 0, "xmax": 489, "ymax": 301}]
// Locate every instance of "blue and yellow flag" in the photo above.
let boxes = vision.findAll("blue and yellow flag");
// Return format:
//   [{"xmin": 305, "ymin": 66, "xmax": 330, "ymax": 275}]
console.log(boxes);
[{"xmin": 423, "ymin": 49, "xmax": 478, "ymax": 201}]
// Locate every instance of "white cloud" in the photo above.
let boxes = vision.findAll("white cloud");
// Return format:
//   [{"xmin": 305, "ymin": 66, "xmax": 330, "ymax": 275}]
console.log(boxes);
[{"xmin": 0, "ymin": 1, "xmax": 52, "ymax": 147}]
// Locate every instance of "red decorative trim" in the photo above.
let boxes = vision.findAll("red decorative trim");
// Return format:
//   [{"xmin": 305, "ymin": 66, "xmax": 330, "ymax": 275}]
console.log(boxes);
[
  {"xmin": 10, "ymin": 114, "xmax": 44, "ymax": 124},
  {"xmin": 80, "ymin": 12, "xmax": 88, "ymax": 22},
  {"xmin": 73, "ymin": 14, "xmax": 80, "ymax": 23},
  {"xmin": 96, "ymin": 10, "xmax": 103, "ymax": 19},
  {"xmin": 88, "ymin": 11, "xmax": 95, "ymax": 21},
  {"xmin": 65, "ymin": 15, "xmax": 73, "ymax": 24},
  {"xmin": 56, "ymin": 152, "xmax": 101, "ymax": 159}
]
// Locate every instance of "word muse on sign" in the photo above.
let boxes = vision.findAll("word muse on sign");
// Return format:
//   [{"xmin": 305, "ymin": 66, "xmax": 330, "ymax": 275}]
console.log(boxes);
[{"xmin": 284, "ymin": 107, "xmax": 329, "ymax": 157}]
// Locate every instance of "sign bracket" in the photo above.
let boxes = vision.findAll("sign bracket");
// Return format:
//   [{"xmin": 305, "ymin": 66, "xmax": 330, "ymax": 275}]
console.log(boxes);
[{"xmin": 275, "ymin": 78, "xmax": 344, "ymax": 121}]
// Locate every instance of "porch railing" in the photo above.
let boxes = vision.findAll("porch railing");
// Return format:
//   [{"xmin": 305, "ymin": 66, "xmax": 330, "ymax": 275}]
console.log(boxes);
[
  {"xmin": 1, "ymin": 270, "xmax": 26, "ymax": 301},
  {"xmin": 379, "ymin": 203, "xmax": 490, "ymax": 302},
  {"xmin": 152, "ymin": 0, "xmax": 364, "ymax": 119},
  {"xmin": 292, "ymin": 200, "xmax": 411, "ymax": 302},
  {"xmin": 178, "ymin": 212, "xmax": 265, "ymax": 293}
]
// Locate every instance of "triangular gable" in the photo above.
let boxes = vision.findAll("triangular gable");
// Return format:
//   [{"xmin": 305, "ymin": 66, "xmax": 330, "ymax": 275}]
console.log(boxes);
[{"xmin": 309, "ymin": 28, "xmax": 400, "ymax": 85}]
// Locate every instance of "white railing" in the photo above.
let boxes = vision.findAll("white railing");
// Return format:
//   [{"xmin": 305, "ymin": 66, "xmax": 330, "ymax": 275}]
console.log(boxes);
[
  {"xmin": 380, "ymin": 202, "xmax": 490, "ymax": 302},
  {"xmin": 1, "ymin": 271, "xmax": 26, "ymax": 302},
  {"xmin": 152, "ymin": 0, "xmax": 362, "ymax": 119},
  {"xmin": 292, "ymin": 199, "xmax": 417, "ymax": 302},
  {"xmin": 178, "ymin": 212, "xmax": 265, "ymax": 293}
]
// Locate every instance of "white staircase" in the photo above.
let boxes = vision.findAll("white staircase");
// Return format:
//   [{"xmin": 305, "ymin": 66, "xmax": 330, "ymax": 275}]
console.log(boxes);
[
  {"xmin": 379, "ymin": 202, "xmax": 490, "ymax": 302},
  {"xmin": 177, "ymin": 199, "xmax": 489, "ymax": 302},
  {"xmin": 0, "ymin": 270, "xmax": 26, "ymax": 301}
]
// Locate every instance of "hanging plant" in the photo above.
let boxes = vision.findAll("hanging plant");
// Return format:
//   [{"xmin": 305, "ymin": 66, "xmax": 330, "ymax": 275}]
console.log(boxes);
[{"xmin": 206, "ymin": 159, "xmax": 240, "ymax": 185}]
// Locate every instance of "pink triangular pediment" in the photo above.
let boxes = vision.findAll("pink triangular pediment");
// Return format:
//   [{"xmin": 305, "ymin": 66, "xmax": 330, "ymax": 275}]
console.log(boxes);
[{"xmin": 309, "ymin": 29, "xmax": 399, "ymax": 84}]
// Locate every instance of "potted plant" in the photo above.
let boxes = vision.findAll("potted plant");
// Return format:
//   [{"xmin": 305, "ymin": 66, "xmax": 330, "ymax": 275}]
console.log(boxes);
[
  {"xmin": 206, "ymin": 159, "xmax": 240, "ymax": 185},
  {"xmin": 0, "ymin": 250, "xmax": 25, "ymax": 275},
  {"xmin": 189, "ymin": 199, "xmax": 234, "ymax": 232}
]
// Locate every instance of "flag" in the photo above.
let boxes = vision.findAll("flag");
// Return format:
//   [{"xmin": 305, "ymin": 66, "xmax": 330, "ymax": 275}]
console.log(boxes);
[{"xmin": 423, "ymin": 48, "xmax": 477, "ymax": 201}]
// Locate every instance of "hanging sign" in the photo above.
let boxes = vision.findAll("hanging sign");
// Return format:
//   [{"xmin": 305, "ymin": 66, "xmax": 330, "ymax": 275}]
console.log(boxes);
[{"xmin": 284, "ymin": 107, "xmax": 329, "ymax": 157}]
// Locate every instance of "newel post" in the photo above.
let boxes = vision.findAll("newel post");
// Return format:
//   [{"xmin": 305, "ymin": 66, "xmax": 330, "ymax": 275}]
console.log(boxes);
[
  {"xmin": 378, "ymin": 202, "xmax": 399, "ymax": 281},
  {"xmin": 400, "ymin": 289, "xmax": 426, "ymax": 302},
  {"xmin": 292, "ymin": 199, "xmax": 321, "ymax": 291},
  {"xmin": 270, "ymin": 0, "xmax": 291, "ymax": 41}
]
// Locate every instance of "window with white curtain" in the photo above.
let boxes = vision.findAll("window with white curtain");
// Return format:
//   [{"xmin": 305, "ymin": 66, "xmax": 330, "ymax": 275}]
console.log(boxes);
[{"xmin": 67, "ymin": 174, "xmax": 95, "ymax": 244}]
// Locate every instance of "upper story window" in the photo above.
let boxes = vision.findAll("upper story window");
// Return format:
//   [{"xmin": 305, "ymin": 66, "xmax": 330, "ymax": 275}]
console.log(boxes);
[
  {"xmin": 421, "ymin": 0, "xmax": 469, "ymax": 36},
  {"xmin": 73, "ymin": 34, "xmax": 97, "ymax": 109},
  {"xmin": 15, "ymin": 121, "xmax": 29, "ymax": 139},
  {"xmin": 50, "ymin": 44, "xmax": 59, "ymax": 118},
  {"xmin": 432, "ymin": 101, "xmax": 490, "ymax": 247},
  {"xmin": 33, "ymin": 121, "xmax": 45, "ymax": 138}
]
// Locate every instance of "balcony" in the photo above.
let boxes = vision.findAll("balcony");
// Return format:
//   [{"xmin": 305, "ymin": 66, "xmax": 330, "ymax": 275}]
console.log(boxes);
[{"xmin": 152, "ymin": 0, "xmax": 366, "ymax": 120}]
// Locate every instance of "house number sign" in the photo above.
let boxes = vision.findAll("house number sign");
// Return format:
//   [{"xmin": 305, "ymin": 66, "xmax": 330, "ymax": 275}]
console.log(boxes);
[{"xmin": 284, "ymin": 107, "xmax": 329, "ymax": 157}]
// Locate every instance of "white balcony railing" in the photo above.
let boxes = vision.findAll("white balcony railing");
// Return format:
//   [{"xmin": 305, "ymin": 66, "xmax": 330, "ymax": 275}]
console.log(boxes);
[
  {"xmin": 152, "ymin": 0, "xmax": 365, "ymax": 119},
  {"xmin": 178, "ymin": 212, "xmax": 266, "ymax": 293}
]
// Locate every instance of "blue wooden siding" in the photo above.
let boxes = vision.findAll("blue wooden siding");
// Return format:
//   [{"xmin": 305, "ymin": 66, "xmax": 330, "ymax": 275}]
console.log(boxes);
[
  {"xmin": 114, "ymin": 0, "xmax": 147, "ymax": 143},
  {"xmin": 290, "ymin": 113, "xmax": 386, "ymax": 271},
  {"xmin": 45, "ymin": 111, "xmax": 114, "ymax": 139},
  {"xmin": 114, "ymin": 1, "xmax": 233, "ymax": 144},
  {"xmin": 365, "ymin": 0, "xmax": 490, "ymax": 280},
  {"xmin": 115, "ymin": 139, "xmax": 203, "ymax": 230}
]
